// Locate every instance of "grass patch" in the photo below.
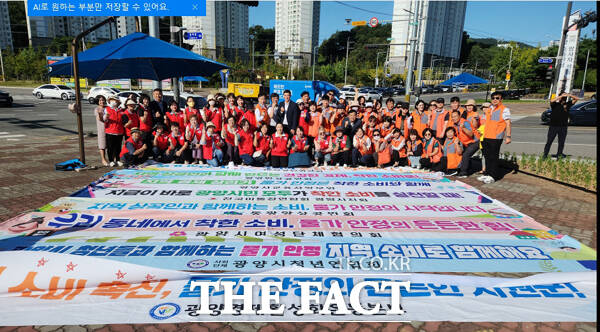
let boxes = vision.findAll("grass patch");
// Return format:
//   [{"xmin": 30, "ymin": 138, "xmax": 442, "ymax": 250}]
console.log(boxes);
[{"xmin": 502, "ymin": 152, "xmax": 597, "ymax": 191}]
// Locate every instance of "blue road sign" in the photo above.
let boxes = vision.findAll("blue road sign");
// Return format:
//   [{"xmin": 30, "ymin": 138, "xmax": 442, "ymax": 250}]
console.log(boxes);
[
  {"xmin": 27, "ymin": 0, "xmax": 206, "ymax": 16},
  {"xmin": 538, "ymin": 58, "xmax": 553, "ymax": 64},
  {"xmin": 184, "ymin": 32, "xmax": 203, "ymax": 40}
]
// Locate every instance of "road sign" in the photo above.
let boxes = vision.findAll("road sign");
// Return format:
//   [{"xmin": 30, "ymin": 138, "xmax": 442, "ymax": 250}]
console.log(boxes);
[
  {"xmin": 369, "ymin": 17, "xmax": 379, "ymax": 28},
  {"xmin": 538, "ymin": 57, "xmax": 553, "ymax": 64},
  {"xmin": 184, "ymin": 32, "xmax": 203, "ymax": 40},
  {"xmin": 352, "ymin": 21, "xmax": 367, "ymax": 26}
]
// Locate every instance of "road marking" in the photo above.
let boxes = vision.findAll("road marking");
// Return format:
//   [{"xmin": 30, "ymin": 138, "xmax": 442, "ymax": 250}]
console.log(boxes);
[
  {"xmin": 510, "ymin": 116, "xmax": 527, "ymax": 122},
  {"xmin": 0, "ymin": 134, "xmax": 26, "ymax": 139},
  {"xmin": 511, "ymin": 141, "xmax": 596, "ymax": 146},
  {"xmin": 38, "ymin": 113, "xmax": 58, "ymax": 116},
  {"xmin": 6, "ymin": 138, "xmax": 21, "ymax": 141},
  {"xmin": 0, "ymin": 132, "xmax": 7, "ymax": 135}
]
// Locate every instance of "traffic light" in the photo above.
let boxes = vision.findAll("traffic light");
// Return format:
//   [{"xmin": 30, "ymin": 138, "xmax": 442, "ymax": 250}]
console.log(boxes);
[{"xmin": 545, "ymin": 65, "xmax": 554, "ymax": 81}]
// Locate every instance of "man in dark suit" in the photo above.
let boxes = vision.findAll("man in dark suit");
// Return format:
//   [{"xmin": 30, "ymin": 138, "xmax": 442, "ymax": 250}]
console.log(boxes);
[
  {"xmin": 274, "ymin": 89, "xmax": 300, "ymax": 134},
  {"xmin": 148, "ymin": 88, "xmax": 168, "ymax": 128}
]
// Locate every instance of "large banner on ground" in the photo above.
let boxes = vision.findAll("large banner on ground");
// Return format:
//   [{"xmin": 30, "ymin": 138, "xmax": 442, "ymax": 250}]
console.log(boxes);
[{"xmin": 0, "ymin": 165, "xmax": 596, "ymax": 323}]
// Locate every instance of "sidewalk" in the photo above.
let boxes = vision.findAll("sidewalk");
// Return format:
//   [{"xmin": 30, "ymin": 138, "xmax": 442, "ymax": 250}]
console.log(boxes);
[{"xmin": 0, "ymin": 136, "xmax": 596, "ymax": 332}]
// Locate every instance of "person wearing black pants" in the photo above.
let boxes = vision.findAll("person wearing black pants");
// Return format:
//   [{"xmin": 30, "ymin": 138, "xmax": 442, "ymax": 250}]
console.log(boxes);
[
  {"xmin": 543, "ymin": 92, "xmax": 577, "ymax": 158},
  {"xmin": 271, "ymin": 155, "xmax": 288, "ymax": 168},
  {"xmin": 478, "ymin": 92, "xmax": 511, "ymax": 184},
  {"xmin": 481, "ymin": 138, "xmax": 502, "ymax": 181},
  {"xmin": 105, "ymin": 133, "xmax": 123, "ymax": 163}
]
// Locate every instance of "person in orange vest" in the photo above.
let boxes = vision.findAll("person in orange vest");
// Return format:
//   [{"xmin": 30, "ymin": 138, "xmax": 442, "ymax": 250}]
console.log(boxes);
[
  {"xmin": 313, "ymin": 126, "xmax": 333, "ymax": 166},
  {"xmin": 449, "ymin": 96, "xmax": 467, "ymax": 119},
  {"xmin": 478, "ymin": 91, "xmax": 512, "ymax": 184},
  {"xmin": 329, "ymin": 101, "xmax": 348, "ymax": 135},
  {"xmin": 352, "ymin": 127, "xmax": 375, "ymax": 167},
  {"xmin": 406, "ymin": 129, "xmax": 423, "ymax": 168},
  {"xmin": 254, "ymin": 93, "xmax": 271, "ymax": 129},
  {"xmin": 453, "ymin": 101, "xmax": 480, "ymax": 178},
  {"xmin": 372, "ymin": 128, "xmax": 392, "ymax": 168},
  {"xmin": 464, "ymin": 99, "xmax": 481, "ymax": 140},
  {"xmin": 119, "ymin": 128, "xmax": 147, "ymax": 168},
  {"xmin": 377, "ymin": 116, "xmax": 395, "ymax": 139},
  {"xmin": 411, "ymin": 100, "xmax": 430, "ymax": 139},
  {"xmin": 363, "ymin": 115, "xmax": 379, "ymax": 139},
  {"xmin": 331, "ymin": 126, "xmax": 351, "ymax": 166},
  {"xmin": 389, "ymin": 128, "xmax": 408, "ymax": 167},
  {"xmin": 429, "ymin": 97, "xmax": 450, "ymax": 142},
  {"xmin": 434, "ymin": 126, "xmax": 464, "ymax": 175},
  {"xmin": 419, "ymin": 128, "xmax": 442, "ymax": 170},
  {"xmin": 383, "ymin": 98, "xmax": 395, "ymax": 117},
  {"xmin": 393, "ymin": 101, "xmax": 412, "ymax": 139}
]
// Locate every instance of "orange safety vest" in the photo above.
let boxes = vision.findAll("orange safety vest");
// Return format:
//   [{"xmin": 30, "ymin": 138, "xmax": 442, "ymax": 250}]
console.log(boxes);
[
  {"xmin": 423, "ymin": 137, "xmax": 442, "ymax": 163},
  {"xmin": 430, "ymin": 109, "xmax": 449, "ymax": 138},
  {"xmin": 443, "ymin": 137, "xmax": 462, "ymax": 169},
  {"xmin": 255, "ymin": 105, "xmax": 270, "ymax": 127},
  {"xmin": 390, "ymin": 136, "xmax": 407, "ymax": 158},
  {"xmin": 356, "ymin": 136, "xmax": 373, "ymax": 155},
  {"xmin": 375, "ymin": 139, "xmax": 391, "ymax": 165},
  {"xmin": 393, "ymin": 112, "xmax": 412, "ymax": 139},
  {"xmin": 453, "ymin": 119, "xmax": 475, "ymax": 146},
  {"xmin": 466, "ymin": 111, "xmax": 481, "ymax": 140},
  {"xmin": 411, "ymin": 110, "xmax": 430, "ymax": 138},
  {"xmin": 483, "ymin": 103, "xmax": 508, "ymax": 140},
  {"xmin": 377, "ymin": 123, "xmax": 394, "ymax": 139}
]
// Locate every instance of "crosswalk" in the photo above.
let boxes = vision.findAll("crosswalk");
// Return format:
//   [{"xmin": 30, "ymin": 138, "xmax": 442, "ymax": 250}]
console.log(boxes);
[{"xmin": 0, "ymin": 131, "xmax": 25, "ymax": 141}]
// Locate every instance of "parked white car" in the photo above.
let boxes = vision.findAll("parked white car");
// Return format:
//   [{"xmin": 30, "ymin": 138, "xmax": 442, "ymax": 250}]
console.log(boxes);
[
  {"xmin": 115, "ymin": 91, "xmax": 142, "ymax": 105},
  {"xmin": 339, "ymin": 87, "xmax": 356, "ymax": 100},
  {"xmin": 357, "ymin": 88, "xmax": 382, "ymax": 102},
  {"xmin": 32, "ymin": 84, "xmax": 77, "ymax": 100},
  {"xmin": 86, "ymin": 86, "xmax": 120, "ymax": 104}
]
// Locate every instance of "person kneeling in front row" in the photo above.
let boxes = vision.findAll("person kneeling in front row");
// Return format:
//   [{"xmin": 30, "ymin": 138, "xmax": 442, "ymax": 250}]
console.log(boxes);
[{"xmin": 120, "ymin": 127, "xmax": 148, "ymax": 168}]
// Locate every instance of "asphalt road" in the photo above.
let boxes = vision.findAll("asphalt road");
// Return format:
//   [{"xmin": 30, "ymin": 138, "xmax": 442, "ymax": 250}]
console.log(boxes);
[{"xmin": 0, "ymin": 86, "xmax": 596, "ymax": 159}]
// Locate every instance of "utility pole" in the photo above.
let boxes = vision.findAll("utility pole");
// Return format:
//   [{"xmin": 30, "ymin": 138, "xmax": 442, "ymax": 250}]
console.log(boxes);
[
  {"xmin": 169, "ymin": 16, "xmax": 180, "ymax": 104},
  {"xmin": 581, "ymin": 48, "xmax": 590, "ymax": 92},
  {"xmin": 550, "ymin": 1, "xmax": 572, "ymax": 99},
  {"xmin": 344, "ymin": 37, "xmax": 350, "ymax": 85},
  {"xmin": 449, "ymin": 58, "xmax": 453, "ymax": 78},
  {"xmin": 0, "ymin": 48, "xmax": 4, "ymax": 82},
  {"xmin": 404, "ymin": 0, "xmax": 420, "ymax": 101},
  {"xmin": 250, "ymin": 35, "xmax": 255, "ymax": 72},
  {"xmin": 415, "ymin": 0, "xmax": 428, "ymax": 94},
  {"xmin": 505, "ymin": 45, "xmax": 514, "ymax": 90},
  {"xmin": 375, "ymin": 51, "xmax": 385, "ymax": 87},
  {"xmin": 148, "ymin": 16, "xmax": 161, "ymax": 90}
]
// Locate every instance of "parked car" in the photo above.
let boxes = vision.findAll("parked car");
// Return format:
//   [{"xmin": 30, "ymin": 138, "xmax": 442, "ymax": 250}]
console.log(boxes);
[
  {"xmin": 541, "ymin": 100, "xmax": 596, "ymax": 126},
  {"xmin": 378, "ymin": 87, "xmax": 395, "ymax": 97},
  {"xmin": 393, "ymin": 86, "xmax": 406, "ymax": 95},
  {"xmin": 357, "ymin": 88, "xmax": 382, "ymax": 102},
  {"xmin": 115, "ymin": 91, "xmax": 142, "ymax": 105},
  {"xmin": 436, "ymin": 85, "xmax": 451, "ymax": 92},
  {"xmin": 339, "ymin": 87, "xmax": 356, "ymax": 100},
  {"xmin": 0, "ymin": 90, "xmax": 13, "ymax": 107},
  {"xmin": 32, "ymin": 84, "xmax": 77, "ymax": 100},
  {"xmin": 86, "ymin": 86, "xmax": 120, "ymax": 104},
  {"xmin": 163, "ymin": 92, "xmax": 207, "ymax": 110}
]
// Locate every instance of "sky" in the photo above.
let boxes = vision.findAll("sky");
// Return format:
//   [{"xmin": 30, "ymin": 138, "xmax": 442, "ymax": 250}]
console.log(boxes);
[{"xmin": 249, "ymin": 1, "xmax": 597, "ymax": 46}]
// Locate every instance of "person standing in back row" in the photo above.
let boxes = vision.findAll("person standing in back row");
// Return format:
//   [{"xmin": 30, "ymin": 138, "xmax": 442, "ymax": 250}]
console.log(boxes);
[
  {"xmin": 543, "ymin": 91, "xmax": 578, "ymax": 159},
  {"xmin": 479, "ymin": 92, "xmax": 511, "ymax": 184}
]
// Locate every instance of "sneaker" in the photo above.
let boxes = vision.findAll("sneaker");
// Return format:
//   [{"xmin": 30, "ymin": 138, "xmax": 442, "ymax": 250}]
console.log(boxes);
[
  {"xmin": 457, "ymin": 173, "xmax": 468, "ymax": 178},
  {"xmin": 117, "ymin": 161, "xmax": 124, "ymax": 167},
  {"xmin": 447, "ymin": 171, "xmax": 458, "ymax": 176},
  {"xmin": 228, "ymin": 161, "xmax": 235, "ymax": 167},
  {"xmin": 109, "ymin": 161, "xmax": 115, "ymax": 167},
  {"xmin": 477, "ymin": 175, "xmax": 487, "ymax": 181},
  {"xmin": 324, "ymin": 161, "xmax": 328, "ymax": 166},
  {"xmin": 482, "ymin": 176, "xmax": 495, "ymax": 184}
]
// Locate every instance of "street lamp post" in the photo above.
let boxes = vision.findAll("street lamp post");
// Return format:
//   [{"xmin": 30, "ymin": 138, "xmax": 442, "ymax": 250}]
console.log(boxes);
[
  {"xmin": 344, "ymin": 37, "xmax": 350, "ymax": 85},
  {"xmin": 250, "ymin": 35, "xmax": 255, "ymax": 72},
  {"xmin": 375, "ymin": 51, "xmax": 385, "ymax": 87},
  {"xmin": 430, "ymin": 58, "xmax": 442, "ymax": 82},
  {"xmin": 506, "ymin": 45, "xmax": 514, "ymax": 90}
]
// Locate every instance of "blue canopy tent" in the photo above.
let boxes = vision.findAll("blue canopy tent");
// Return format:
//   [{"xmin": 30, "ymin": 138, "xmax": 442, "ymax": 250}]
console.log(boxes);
[
  {"xmin": 182, "ymin": 76, "xmax": 209, "ymax": 82},
  {"xmin": 439, "ymin": 72, "xmax": 488, "ymax": 86},
  {"xmin": 48, "ymin": 32, "xmax": 228, "ymax": 81}
]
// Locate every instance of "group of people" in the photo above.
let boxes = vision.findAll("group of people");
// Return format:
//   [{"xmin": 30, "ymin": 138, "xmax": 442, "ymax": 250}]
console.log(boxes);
[{"xmin": 95, "ymin": 87, "xmax": 512, "ymax": 183}]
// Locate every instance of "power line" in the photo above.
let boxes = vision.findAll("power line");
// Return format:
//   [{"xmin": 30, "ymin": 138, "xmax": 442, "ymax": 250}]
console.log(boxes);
[{"xmin": 333, "ymin": 1, "xmax": 400, "ymax": 17}]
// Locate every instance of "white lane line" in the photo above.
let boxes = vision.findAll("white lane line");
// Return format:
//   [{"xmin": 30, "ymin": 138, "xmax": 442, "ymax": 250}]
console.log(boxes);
[
  {"xmin": 38, "ymin": 113, "xmax": 58, "ymax": 116},
  {"xmin": 0, "ymin": 132, "xmax": 7, "ymax": 134},
  {"xmin": 0, "ymin": 134, "xmax": 26, "ymax": 139},
  {"xmin": 511, "ymin": 141, "xmax": 596, "ymax": 146},
  {"xmin": 6, "ymin": 138, "xmax": 21, "ymax": 141}
]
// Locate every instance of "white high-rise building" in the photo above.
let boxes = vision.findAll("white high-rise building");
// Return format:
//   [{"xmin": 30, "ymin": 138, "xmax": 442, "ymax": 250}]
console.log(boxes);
[
  {"xmin": 275, "ymin": 0, "xmax": 320, "ymax": 67},
  {"xmin": 182, "ymin": 0, "xmax": 250, "ymax": 60},
  {"xmin": 389, "ymin": 0, "xmax": 466, "ymax": 73},
  {"xmin": 0, "ymin": 2, "xmax": 13, "ymax": 50}
]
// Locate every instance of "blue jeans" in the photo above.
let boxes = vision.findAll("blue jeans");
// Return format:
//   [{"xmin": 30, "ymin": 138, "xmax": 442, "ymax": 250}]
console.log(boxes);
[
  {"xmin": 240, "ymin": 153, "xmax": 254, "ymax": 166},
  {"xmin": 408, "ymin": 156, "xmax": 421, "ymax": 167},
  {"xmin": 314, "ymin": 151, "xmax": 331, "ymax": 164},
  {"xmin": 206, "ymin": 148, "xmax": 223, "ymax": 167}
]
